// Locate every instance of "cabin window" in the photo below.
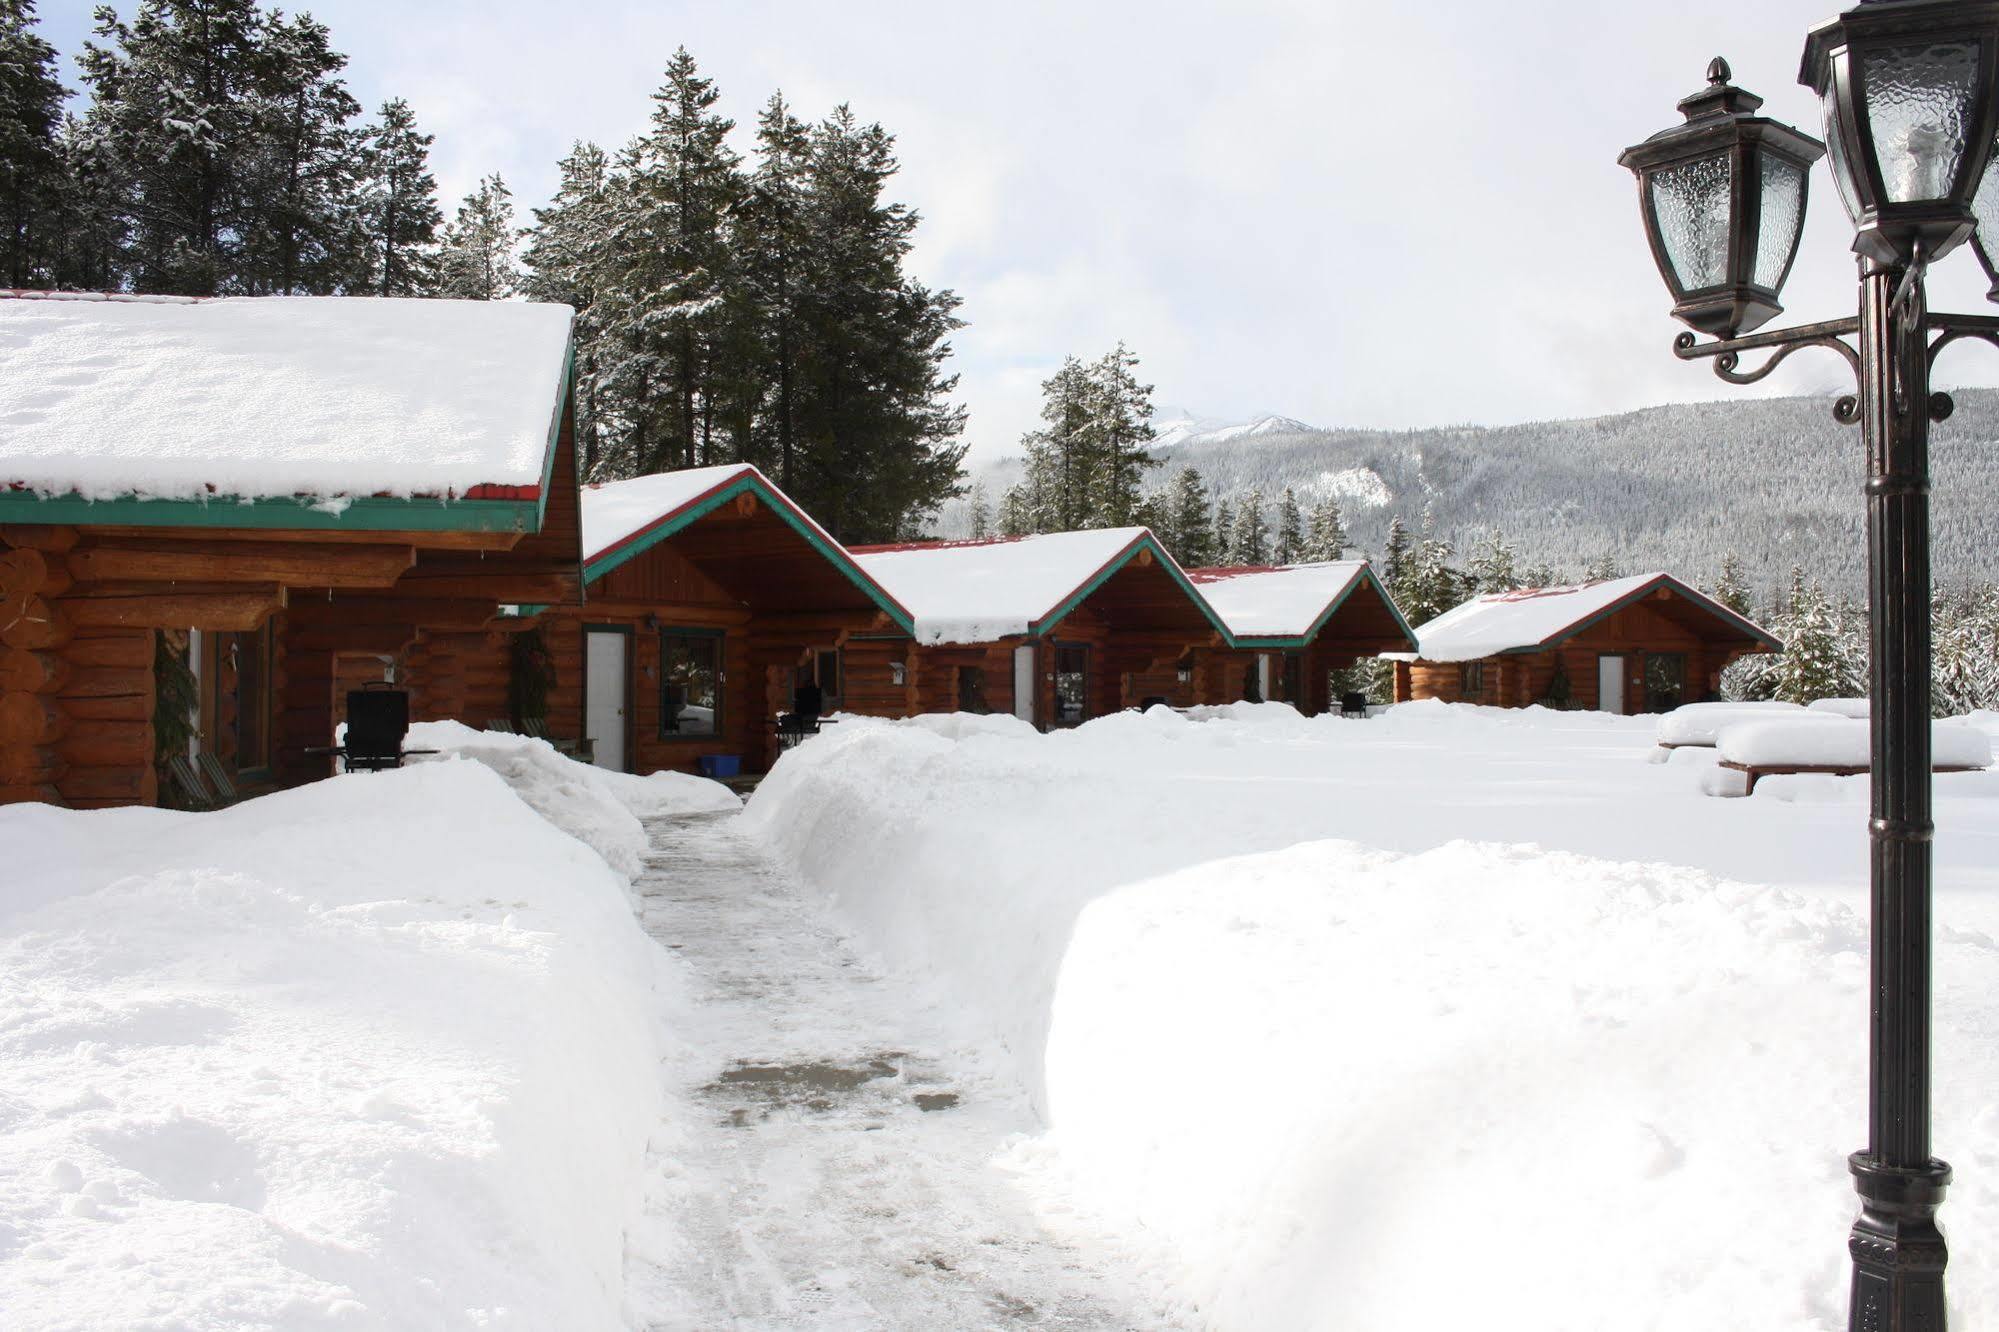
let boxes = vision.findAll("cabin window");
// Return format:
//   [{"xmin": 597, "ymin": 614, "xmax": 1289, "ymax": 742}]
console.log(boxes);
[
  {"xmin": 232, "ymin": 621, "xmax": 274, "ymax": 775},
  {"xmin": 1459, "ymin": 662, "xmax": 1485, "ymax": 698},
  {"xmin": 957, "ymin": 666, "xmax": 989, "ymax": 714},
  {"xmin": 814, "ymin": 649, "xmax": 842, "ymax": 711},
  {"xmin": 1644, "ymin": 652, "xmax": 1687, "ymax": 714},
  {"xmin": 659, "ymin": 629, "xmax": 721, "ymax": 738},
  {"xmin": 1053, "ymin": 644, "xmax": 1089, "ymax": 727}
]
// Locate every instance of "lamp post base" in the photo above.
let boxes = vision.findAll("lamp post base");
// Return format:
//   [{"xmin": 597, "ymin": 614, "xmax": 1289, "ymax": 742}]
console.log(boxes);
[{"xmin": 1848, "ymin": 1154, "xmax": 1951, "ymax": 1332}]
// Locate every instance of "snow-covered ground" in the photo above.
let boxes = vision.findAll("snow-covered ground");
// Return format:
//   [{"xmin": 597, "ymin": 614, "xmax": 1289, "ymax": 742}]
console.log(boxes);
[
  {"xmin": 0, "ymin": 735, "xmax": 728, "ymax": 1329},
  {"xmin": 746, "ymin": 702, "xmax": 1999, "ymax": 1330}
]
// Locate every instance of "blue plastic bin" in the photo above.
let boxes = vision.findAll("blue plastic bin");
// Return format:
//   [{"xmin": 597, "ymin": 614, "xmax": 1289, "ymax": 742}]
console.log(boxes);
[{"xmin": 696, "ymin": 754, "xmax": 742, "ymax": 779}]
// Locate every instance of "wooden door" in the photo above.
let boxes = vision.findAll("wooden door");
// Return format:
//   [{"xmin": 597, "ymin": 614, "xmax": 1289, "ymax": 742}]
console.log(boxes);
[{"xmin": 585, "ymin": 629, "xmax": 629, "ymax": 771}]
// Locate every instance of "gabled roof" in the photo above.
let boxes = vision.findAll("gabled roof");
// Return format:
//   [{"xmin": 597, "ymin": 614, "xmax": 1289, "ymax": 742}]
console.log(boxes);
[
  {"xmin": 851, "ymin": 528, "xmax": 1229, "ymax": 645},
  {"xmin": 1188, "ymin": 560, "xmax": 1416, "ymax": 650},
  {"xmin": 0, "ymin": 292, "xmax": 574, "ymax": 533},
  {"xmin": 1411, "ymin": 572, "xmax": 1781, "ymax": 662},
  {"xmin": 581, "ymin": 464, "xmax": 915, "ymax": 634}
]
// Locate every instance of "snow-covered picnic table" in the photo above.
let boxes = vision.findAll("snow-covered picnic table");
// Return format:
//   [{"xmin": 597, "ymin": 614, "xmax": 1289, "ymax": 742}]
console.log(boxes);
[{"xmin": 1714, "ymin": 718, "xmax": 1992, "ymax": 794}]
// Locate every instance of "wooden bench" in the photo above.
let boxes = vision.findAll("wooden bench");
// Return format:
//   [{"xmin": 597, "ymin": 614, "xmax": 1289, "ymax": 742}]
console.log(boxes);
[{"xmin": 1718, "ymin": 759, "xmax": 1984, "ymax": 796}]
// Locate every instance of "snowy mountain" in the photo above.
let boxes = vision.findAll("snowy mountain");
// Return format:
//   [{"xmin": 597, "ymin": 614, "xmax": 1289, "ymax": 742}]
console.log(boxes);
[{"xmin": 946, "ymin": 393, "xmax": 1999, "ymax": 597}]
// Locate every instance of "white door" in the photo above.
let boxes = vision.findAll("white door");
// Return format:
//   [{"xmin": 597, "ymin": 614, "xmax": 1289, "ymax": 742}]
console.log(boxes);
[
  {"xmin": 1597, "ymin": 655, "xmax": 1627, "ymax": 716},
  {"xmin": 585, "ymin": 631, "xmax": 628, "ymax": 771},
  {"xmin": 1013, "ymin": 645, "xmax": 1037, "ymax": 726},
  {"xmin": 1256, "ymin": 654, "xmax": 1274, "ymax": 702}
]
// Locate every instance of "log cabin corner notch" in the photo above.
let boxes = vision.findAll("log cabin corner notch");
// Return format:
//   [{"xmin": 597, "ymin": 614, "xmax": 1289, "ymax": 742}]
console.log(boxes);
[
  {"xmin": 1390, "ymin": 573, "xmax": 1782, "ymax": 714},
  {"xmin": 1187, "ymin": 560, "xmax": 1415, "ymax": 712},
  {"xmin": 843, "ymin": 528, "xmax": 1234, "ymax": 727},
  {"xmin": 0, "ymin": 292, "xmax": 583, "ymax": 809}
]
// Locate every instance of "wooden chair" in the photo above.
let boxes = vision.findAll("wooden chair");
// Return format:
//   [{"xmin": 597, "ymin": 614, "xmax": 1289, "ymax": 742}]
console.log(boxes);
[
  {"xmin": 485, "ymin": 718, "xmax": 516, "ymax": 733},
  {"xmin": 1340, "ymin": 692, "xmax": 1370, "ymax": 718},
  {"xmin": 197, "ymin": 752, "xmax": 241, "ymax": 806},
  {"xmin": 166, "ymin": 755, "xmax": 215, "ymax": 810}
]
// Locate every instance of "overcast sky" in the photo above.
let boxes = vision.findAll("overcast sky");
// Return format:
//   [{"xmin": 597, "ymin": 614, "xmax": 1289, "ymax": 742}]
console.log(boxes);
[{"xmin": 41, "ymin": 0, "xmax": 1999, "ymax": 461}]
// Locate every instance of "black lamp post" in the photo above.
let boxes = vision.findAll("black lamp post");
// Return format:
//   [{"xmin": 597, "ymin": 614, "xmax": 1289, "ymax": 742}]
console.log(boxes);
[{"xmin": 1622, "ymin": 4, "xmax": 1999, "ymax": 1328}]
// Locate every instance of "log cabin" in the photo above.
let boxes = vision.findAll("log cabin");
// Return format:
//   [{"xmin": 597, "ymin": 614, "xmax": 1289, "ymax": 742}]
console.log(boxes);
[
  {"xmin": 1390, "ymin": 573, "xmax": 1781, "ymax": 713},
  {"xmin": 402, "ymin": 463, "xmax": 916, "ymax": 776},
  {"xmin": 842, "ymin": 529, "xmax": 1233, "ymax": 726},
  {"xmin": 0, "ymin": 291, "xmax": 582, "ymax": 809},
  {"xmin": 1185, "ymin": 561, "xmax": 1415, "ymax": 712}
]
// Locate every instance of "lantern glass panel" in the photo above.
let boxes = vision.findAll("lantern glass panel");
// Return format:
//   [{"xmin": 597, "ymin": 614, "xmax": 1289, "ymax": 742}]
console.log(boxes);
[
  {"xmin": 1755, "ymin": 155, "xmax": 1808, "ymax": 288},
  {"xmin": 1649, "ymin": 153, "xmax": 1733, "ymax": 291},
  {"xmin": 1861, "ymin": 40, "xmax": 1981, "ymax": 203}
]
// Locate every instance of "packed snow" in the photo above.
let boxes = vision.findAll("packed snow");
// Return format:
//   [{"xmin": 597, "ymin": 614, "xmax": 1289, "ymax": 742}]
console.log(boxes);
[
  {"xmin": 1653, "ymin": 699, "xmax": 1816, "ymax": 746},
  {"xmin": 1410, "ymin": 572, "xmax": 1774, "ymax": 662},
  {"xmin": 0, "ymin": 760, "xmax": 678, "ymax": 1329},
  {"xmin": 851, "ymin": 528, "xmax": 1167, "ymax": 643},
  {"xmin": 1717, "ymin": 717, "xmax": 1993, "ymax": 770},
  {"xmin": 1187, "ymin": 560, "xmax": 1383, "ymax": 640},
  {"xmin": 746, "ymin": 701, "xmax": 1999, "ymax": 1329},
  {"xmin": 0, "ymin": 296, "xmax": 572, "ymax": 502}
]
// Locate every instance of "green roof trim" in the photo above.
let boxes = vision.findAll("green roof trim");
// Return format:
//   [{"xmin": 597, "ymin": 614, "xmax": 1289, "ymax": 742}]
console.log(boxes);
[
  {"xmin": 1028, "ymin": 532, "xmax": 1235, "ymax": 641},
  {"xmin": 529, "ymin": 339, "xmax": 577, "ymax": 531},
  {"xmin": 0, "ymin": 488, "xmax": 540, "ymax": 533},
  {"xmin": 580, "ymin": 470, "xmax": 917, "ymax": 637},
  {"xmin": 1224, "ymin": 566, "xmax": 1418, "ymax": 651}
]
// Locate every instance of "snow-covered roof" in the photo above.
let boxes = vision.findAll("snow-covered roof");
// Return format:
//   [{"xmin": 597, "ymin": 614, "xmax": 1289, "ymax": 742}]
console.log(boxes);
[
  {"xmin": 1412, "ymin": 573, "xmax": 1779, "ymax": 663},
  {"xmin": 580, "ymin": 464, "xmax": 915, "ymax": 632},
  {"xmin": 852, "ymin": 528, "xmax": 1174, "ymax": 644},
  {"xmin": 1188, "ymin": 560, "xmax": 1408, "ymax": 644},
  {"xmin": 0, "ymin": 293, "xmax": 574, "ymax": 505}
]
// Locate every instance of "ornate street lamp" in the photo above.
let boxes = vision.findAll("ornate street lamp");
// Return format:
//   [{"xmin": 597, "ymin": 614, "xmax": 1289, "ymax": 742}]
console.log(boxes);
[
  {"xmin": 1617, "ymin": 59, "xmax": 1825, "ymax": 337},
  {"xmin": 1623, "ymin": 4, "xmax": 1999, "ymax": 1329}
]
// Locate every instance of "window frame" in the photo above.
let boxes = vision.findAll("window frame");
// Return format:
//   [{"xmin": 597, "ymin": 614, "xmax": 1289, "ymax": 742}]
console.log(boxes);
[{"xmin": 657, "ymin": 625, "xmax": 726, "ymax": 741}]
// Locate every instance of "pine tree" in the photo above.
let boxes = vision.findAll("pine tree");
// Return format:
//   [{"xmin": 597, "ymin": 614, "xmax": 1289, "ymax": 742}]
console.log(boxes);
[
  {"xmin": 361, "ymin": 97, "xmax": 442, "ymax": 297},
  {"xmin": 1711, "ymin": 551, "xmax": 1753, "ymax": 618},
  {"xmin": 1381, "ymin": 516, "xmax": 1411, "ymax": 589},
  {"xmin": 0, "ymin": 0, "xmax": 68, "ymax": 288},
  {"xmin": 77, "ymin": 0, "xmax": 268, "ymax": 294},
  {"xmin": 1083, "ymin": 342, "xmax": 1158, "ymax": 526},
  {"xmin": 996, "ymin": 484, "xmax": 1031, "ymax": 538},
  {"xmin": 1764, "ymin": 568, "xmax": 1860, "ymax": 704},
  {"xmin": 1273, "ymin": 488, "xmax": 1304, "ymax": 564},
  {"xmin": 1465, "ymin": 528, "xmax": 1520, "ymax": 594},
  {"xmin": 1167, "ymin": 467, "xmax": 1213, "ymax": 567},
  {"xmin": 1213, "ymin": 491, "xmax": 1234, "ymax": 565},
  {"xmin": 967, "ymin": 481, "xmax": 991, "ymax": 539},
  {"xmin": 239, "ymin": 10, "xmax": 366, "ymax": 294},
  {"xmin": 792, "ymin": 103, "xmax": 965, "ymax": 538},
  {"xmin": 1582, "ymin": 552, "xmax": 1623, "ymax": 582},
  {"xmin": 1395, "ymin": 506, "xmax": 1467, "ymax": 624},
  {"xmin": 1302, "ymin": 495, "xmax": 1348, "ymax": 563},
  {"xmin": 436, "ymin": 173, "xmax": 517, "ymax": 300},
  {"xmin": 1230, "ymin": 489, "xmax": 1270, "ymax": 565},
  {"xmin": 734, "ymin": 93, "xmax": 812, "ymax": 484},
  {"xmin": 523, "ymin": 141, "xmax": 614, "ymax": 470},
  {"xmin": 1020, "ymin": 356, "xmax": 1094, "ymax": 531}
]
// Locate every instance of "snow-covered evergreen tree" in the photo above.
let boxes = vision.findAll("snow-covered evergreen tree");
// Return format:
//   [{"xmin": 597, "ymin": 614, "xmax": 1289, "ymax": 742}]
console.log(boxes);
[
  {"xmin": 1083, "ymin": 342, "xmax": 1158, "ymax": 526},
  {"xmin": 436, "ymin": 173, "xmax": 517, "ymax": 300},
  {"xmin": 1168, "ymin": 468, "xmax": 1214, "ymax": 567},
  {"xmin": 1711, "ymin": 551, "xmax": 1753, "ymax": 618},
  {"xmin": 1396, "ymin": 513, "xmax": 1468, "ymax": 625},
  {"xmin": 361, "ymin": 97, "xmax": 442, "ymax": 297},
  {"xmin": 1273, "ymin": 488, "xmax": 1304, "ymax": 564},
  {"xmin": 1465, "ymin": 528, "xmax": 1520, "ymax": 595},
  {"xmin": 966, "ymin": 481, "xmax": 991, "ymax": 539},
  {"xmin": 524, "ymin": 141, "xmax": 614, "ymax": 471},
  {"xmin": 1229, "ymin": 490, "xmax": 1270, "ymax": 565},
  {"xmin": 1582, "ymin": 552, "xmax": 1623, "ymax": 583},
  {"xmin": 1020, "ymin": 356, "xmax": 1094, "ymax": 532},
  {"xmin": 1302, "ymin": 495, "xmax": 1348, "ymax": 562},
  {"xmin": 239, "ymin": 10, "xmax": 366, "ymax": 294},
  {"xmin": 733, "ymin": 94, "xmax": 811, "ymax": 485},
  {"xmin": 0, "ymin": 0, "xmax": 68, "ymax": 288},
  {"xmin": 996, "ymin": 484, "xmax": 1030, "ymax": 538},
  {"xmin": 1381, "ymin": 516, "xmax": 1411, "ymax": 589},
  {"xmin": 1213, "ymin": 492, "xmax": 1235, "ymax": 566},
  {"xmin": 1761, "ymin": 569, "xmax": 1864, "ymax": 704}
]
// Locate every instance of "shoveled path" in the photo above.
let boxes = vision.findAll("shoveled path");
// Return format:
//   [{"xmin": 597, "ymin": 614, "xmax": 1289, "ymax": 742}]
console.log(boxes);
[{"xmin": 622, "ymin": 811, "xmax": 1174, "ymax": 1331}]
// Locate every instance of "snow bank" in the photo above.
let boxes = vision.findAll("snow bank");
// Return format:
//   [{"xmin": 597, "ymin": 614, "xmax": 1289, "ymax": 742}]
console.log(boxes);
[
  {"xmin": 745, "ymin": 707, "xmax": 1999, "ymax": 1328},
  {"xmin": 1718, "ymin": 718, "xmax": 1992, "ymax": 770},
  {"xmin": 851, "ymin": 529, "xmax": 1158, "ymax": 644},
  {"xmin": 0, "ymin": 296, "xmax": 573, "ymax": 501},
  {"xmin": 0, "ymin": 762, "xmax": 679, "ymax": 1329},
  {"xmin": 405, "ymin": 720, "xmax": 738, "ymax": 880},
  {"xmin": 1809, "ymin": 697, "xmax": 1871, "ymax": 718}
]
